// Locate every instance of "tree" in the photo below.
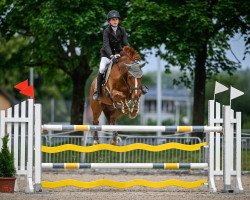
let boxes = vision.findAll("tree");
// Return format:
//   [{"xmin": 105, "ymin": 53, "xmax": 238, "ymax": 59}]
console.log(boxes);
[
  {"xmin": 0, "ymin": 34, "xmax": 30, "ymax": 98},
  {"xmin": 125, "ymin": 0, "xmax": 250, "ymax": 136},
  {"xmin": 0, "ymin": 0, "xmax": 128, "ymax": 124}
]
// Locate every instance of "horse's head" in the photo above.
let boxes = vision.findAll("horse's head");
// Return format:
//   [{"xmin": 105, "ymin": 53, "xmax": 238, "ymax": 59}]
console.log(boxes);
[
  {"xmin": 119, "ymin": 46, "xmax": 145, "ymax": 101},
  {"xmin": 124, "ymin": 62, "xmax": 145, "ymax": 101},
  {"xmin": 118, "ymin": 46, "xmax": 146, "ymax": 118}
]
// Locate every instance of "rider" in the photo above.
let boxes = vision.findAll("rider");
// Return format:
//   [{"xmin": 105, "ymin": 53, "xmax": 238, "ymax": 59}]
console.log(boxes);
[{"xmin": 93, "ymin": 10, "xmax": 128, "ymax": 101}]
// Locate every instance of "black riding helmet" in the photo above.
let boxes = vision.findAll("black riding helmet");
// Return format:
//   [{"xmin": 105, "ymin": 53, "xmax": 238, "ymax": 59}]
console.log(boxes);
[{"xmin": 107, "ymin": 10, "xmax": 120, "ymax": 20}]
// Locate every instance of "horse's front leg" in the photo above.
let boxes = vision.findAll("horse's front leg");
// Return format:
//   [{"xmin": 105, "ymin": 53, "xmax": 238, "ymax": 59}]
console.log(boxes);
[
  {"xmin": 123, "ymin": 99, "xmax": 130, "ymax": 113},
  {"xmin": 129, "ymin": 98, "xmax": 140, "ymax": 119},
  {"xmin": 111, "ymin": 90, "xmax": 130, "ymax": 113}
]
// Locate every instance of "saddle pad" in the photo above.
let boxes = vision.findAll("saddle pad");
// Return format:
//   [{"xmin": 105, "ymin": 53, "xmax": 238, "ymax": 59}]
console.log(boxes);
[{"xmin": 104, "ymin": 61, "xmax": 113, "ymax": 84}]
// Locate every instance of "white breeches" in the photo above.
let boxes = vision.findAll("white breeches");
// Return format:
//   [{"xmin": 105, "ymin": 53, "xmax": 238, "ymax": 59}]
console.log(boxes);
[{"xmin": 99, "ymin": 57, "xmax": 111, "ymax": 73}]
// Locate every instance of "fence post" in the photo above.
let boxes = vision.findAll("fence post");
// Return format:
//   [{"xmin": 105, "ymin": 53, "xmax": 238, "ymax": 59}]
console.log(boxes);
[
  {"xmin": 222, "ymin": 105, "xmax": 233, "ymax": 193},
  {"xmin": 236, "ymin": 112, "xmax": 243, "ymax": 193},
  {"xmin": 208, "ymin": 100, "xmax": 217, "ymax": 192},
  {"xmin": 34, "ymin": 103, "xmax": 42, "ymax": 192},
  {"xmin": 215, "ymin": 102, "xmax": 221, "ymax": 173},
  {"xmin": 26, "ymin": 99, "xmax": 34, "ymax": 193}
]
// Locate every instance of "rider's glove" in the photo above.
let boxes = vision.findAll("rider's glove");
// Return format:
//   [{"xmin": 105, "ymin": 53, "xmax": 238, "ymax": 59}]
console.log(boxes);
[
  {"xmin": 114, "ymin": 54, "xmax": 120, "ymax": 58},
  {"xmin": 110, "ymin": 54, "xmax": 120, "ymax": 63}
]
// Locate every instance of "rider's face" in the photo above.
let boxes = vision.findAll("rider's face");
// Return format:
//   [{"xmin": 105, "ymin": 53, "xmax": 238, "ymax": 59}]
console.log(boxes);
[{"xmin": 109, "ymin": 18, "xmax": 119, "ymax": 27}]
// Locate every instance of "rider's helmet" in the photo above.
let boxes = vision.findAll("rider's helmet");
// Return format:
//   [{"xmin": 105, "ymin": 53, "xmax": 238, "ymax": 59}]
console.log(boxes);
[{"xmin": 107, "ymin": 10, "xmax": 120, "ymax": 20}]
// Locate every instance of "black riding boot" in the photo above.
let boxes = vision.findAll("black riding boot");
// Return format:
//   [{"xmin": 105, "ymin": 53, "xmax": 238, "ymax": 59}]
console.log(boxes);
[{"xmin": 93, "ymin": 72, "xmax": 103, "ymax": 100}]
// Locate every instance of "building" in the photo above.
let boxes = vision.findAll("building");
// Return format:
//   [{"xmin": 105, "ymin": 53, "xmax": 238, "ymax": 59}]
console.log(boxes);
[
  {"xmin": 140, "ymin": 87, "xmax": 192, "ymax": 125},
  {"xmin": 0, "ymin": 88, "xmax": 16, "ymax": 110}
]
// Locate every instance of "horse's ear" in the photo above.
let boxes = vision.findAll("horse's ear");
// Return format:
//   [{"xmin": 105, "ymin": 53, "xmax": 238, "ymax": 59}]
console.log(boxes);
[{"xmin": 139, "ymin": 63, "xmax": 146, "ymax": 68}]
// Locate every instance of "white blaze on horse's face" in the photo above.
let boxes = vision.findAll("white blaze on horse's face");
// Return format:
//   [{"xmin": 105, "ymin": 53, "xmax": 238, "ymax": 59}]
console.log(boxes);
[
  {"xmin": 127, "ymin": 73, "xmax": 142, "ymax": 100},
  {"xmin": 134, "ymin": 78, "xmax": 138, "ymax": 96}
]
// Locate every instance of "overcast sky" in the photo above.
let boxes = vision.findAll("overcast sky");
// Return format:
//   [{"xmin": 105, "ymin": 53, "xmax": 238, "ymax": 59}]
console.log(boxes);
[{"xmin": 143, "ymin": 35, "xmax": 250, "ymax": 73}]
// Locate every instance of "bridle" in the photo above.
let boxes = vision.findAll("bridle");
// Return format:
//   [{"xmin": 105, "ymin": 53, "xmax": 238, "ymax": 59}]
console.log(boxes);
[{"xmin": 117, "ymin": 62, "xmax": 142, "ymax": 96}]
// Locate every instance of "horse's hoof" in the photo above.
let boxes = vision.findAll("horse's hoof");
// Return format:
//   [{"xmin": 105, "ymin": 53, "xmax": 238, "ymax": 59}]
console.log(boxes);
[
  {"xmin": 129, "ymin": 112, "xmax": 137, "ymax": 119},
  {"xmin": 110, "ymin": 137, "xmax": 121, "ymax": 145},
  {"xmin": 111, "ymin": 140, "xmax": 117, "ymax": 145},
  {"xmin": 111, "ymin": 138, "xmax": 118, "ymax": 145},
  {"xmin": 93, "ymin": 140, "xmax": 100, "ymax": 145}
]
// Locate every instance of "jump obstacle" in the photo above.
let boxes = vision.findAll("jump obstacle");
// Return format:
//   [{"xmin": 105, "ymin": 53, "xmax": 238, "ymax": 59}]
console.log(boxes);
[{"xmin": 0, "ymin": 99, "xmax": 243, "ymax": 193}]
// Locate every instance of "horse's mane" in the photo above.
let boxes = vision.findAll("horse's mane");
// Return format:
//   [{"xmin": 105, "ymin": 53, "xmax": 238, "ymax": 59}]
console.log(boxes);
[{"xmin": 121, "ymin": 46, "xmax": 141, "ymax": 61}]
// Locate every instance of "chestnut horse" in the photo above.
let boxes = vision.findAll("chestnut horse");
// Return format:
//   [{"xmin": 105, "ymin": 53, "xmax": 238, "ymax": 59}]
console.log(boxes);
[{"xmin": 89, "ymin": 46, "xmax": 145, "ymax": 145}]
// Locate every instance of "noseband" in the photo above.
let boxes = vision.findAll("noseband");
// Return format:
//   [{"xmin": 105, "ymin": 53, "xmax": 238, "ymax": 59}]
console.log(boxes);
[{"xmin": 129, "ymin": 85, "xmax": 143, "ymax": 93}]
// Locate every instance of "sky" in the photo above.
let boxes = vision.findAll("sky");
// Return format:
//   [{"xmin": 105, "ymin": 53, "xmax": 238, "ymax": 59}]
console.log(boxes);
[{"xmin": 143, "ymin": 35, "xmax": 250, "ymax": 73}]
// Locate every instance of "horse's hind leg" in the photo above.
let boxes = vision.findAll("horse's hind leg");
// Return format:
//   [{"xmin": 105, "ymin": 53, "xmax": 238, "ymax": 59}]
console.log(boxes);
[
  {"xmin": 92, "ymin": 111, "xmax": 101, "ymax": 144},
  {"xmin": 109, "ymin": 110, "xmax": 123, "ymax": 145},
  {"xmin": 90, "ymin": 96, "xmax": 102, "ymax": 145}
]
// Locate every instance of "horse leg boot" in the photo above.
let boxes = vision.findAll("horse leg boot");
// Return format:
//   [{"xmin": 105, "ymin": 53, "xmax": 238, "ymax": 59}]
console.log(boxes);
[{"xmin": 93, "ymin": 72, "xmax": 103, "ymax": 101}]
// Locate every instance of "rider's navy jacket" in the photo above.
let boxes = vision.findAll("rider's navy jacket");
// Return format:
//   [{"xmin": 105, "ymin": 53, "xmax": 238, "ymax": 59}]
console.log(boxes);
[{"xmin": 100, "ymin": 25, "xmax": 128, "ymax": 58}]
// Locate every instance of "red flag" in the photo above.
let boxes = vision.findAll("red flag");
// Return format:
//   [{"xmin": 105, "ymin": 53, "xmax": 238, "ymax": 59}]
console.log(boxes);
[
  {"xmin": 14, "ymin": 80, "xmax": 34, "ymax": 98},
  {"xmin": 19, "ymin": 85, "xmax": 34, "ymax": 98},
  {"xmin": 14, "ymin": 79, "xmax": 28, "ymax": 90}
]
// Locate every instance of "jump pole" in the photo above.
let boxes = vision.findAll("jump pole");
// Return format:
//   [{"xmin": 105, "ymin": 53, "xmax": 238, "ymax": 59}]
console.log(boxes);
[
  {"xmin": 42, "ymin": 124, "xmax": 223, "ymax": 133},
  {"xmin": 42, "ymin": 163, "xmax": 208, "ymax": 170}
]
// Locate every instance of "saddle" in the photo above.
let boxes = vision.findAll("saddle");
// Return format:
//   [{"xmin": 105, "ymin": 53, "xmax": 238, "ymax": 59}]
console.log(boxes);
[{"xmin": 102, "ymin": 60, "xmax": 114, "ymax": 85}]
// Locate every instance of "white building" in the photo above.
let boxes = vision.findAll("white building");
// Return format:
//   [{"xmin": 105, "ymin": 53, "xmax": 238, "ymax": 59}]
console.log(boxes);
[{"xmin": 140, "ymin": 88, "xmax": 192, "ymax": 125}]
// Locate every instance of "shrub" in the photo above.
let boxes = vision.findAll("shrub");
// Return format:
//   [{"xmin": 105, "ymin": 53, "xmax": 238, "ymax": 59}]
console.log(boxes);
[{"xmin": 0, "ymin": 135, "xmax": 16, "ymax": 177}]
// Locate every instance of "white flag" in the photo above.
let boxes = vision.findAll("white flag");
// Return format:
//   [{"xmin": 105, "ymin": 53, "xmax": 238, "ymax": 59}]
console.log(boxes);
[
  {"xmin": 230, "ymin": 86, "xmax": 244, "ymax": 100},
  {"xmin": 214, "ymin": 81, "xmax": 228, "ymax": 94}
]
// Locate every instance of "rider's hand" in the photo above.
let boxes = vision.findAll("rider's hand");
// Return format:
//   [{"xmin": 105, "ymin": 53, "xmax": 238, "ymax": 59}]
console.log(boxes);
[
  {"xmin": 114, "ymin": 54, "xmax": 120, "ymax": 58},
  {"xmin": 110, "ymin": 54, "xmax": 120, "ymax": 63}
]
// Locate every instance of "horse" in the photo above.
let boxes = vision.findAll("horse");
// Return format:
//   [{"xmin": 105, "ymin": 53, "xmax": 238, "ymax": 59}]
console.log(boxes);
[{"xmin": 89, "ymin": 46, "xmax": 145, "ymax": 145}]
